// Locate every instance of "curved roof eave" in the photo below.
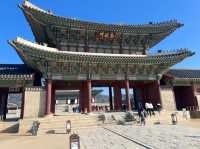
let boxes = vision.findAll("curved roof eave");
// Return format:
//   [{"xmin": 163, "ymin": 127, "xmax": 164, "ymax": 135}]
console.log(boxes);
[{"xmin": 20, "ymin": 1, "xmax": 183, "ymax": 33}]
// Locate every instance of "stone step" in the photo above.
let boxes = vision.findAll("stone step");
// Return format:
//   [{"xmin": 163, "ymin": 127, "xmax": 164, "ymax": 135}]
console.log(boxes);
[
  {"xmin": 37, "ymin": 125, "xmax": 100, "ymax": 135},
  {"xmin": 21, "ymin": 117, "xmax": 99, "ymax": 124},
  {"xmin": 18, "ymin": 114, "xmax": 102, "ymax": 135},
  {"xmin": 39, "ymin": 121, "xmax": 101, "ymax": 129},
  {"xmin": 39, "ymin": 122, "xmax": 101, "ymax": 130},
  {"xmin": 0, "ymin": 121, "xmax": 19, "ymax": 133}
]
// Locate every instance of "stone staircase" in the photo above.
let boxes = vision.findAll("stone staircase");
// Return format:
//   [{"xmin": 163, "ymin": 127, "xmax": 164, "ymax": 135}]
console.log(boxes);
[
  {"xmin": 0, "ymin": 121, "xmax": 19, "ymax": 133},
  {"xmin": 18, "ymin": 113, "xmax": 102, "ymax": 135},
  {"xmin": 16, "ymin": 110, "xmax": 191, "ymax": 135}
]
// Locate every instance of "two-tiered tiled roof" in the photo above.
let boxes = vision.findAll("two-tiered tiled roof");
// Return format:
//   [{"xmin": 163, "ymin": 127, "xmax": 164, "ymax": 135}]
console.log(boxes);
[{"xmin": 6, "ymin": 1, "xmax": 195, "ymax": 81}]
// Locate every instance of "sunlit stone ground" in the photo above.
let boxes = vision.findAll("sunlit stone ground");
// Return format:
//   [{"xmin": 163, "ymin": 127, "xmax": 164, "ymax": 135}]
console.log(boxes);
[{"xmin": 0, "ymin": 121, "xmax": 200, "ymax": 149}]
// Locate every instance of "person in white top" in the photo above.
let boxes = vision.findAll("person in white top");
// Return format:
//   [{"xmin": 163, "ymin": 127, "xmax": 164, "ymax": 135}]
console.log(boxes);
[{"xmin": 149, "ymin": 103, "xmax": 154, "ymax": 116}]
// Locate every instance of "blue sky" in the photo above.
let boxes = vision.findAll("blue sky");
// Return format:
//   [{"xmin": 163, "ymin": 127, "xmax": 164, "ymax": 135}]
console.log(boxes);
[{"xmin": 0, "ymin": 0, "xmax": 200, "ymax": 68}]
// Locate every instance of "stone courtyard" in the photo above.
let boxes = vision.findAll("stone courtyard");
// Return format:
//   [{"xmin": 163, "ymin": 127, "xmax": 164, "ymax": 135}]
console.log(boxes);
[
  {"xmin": 0, "ymin": 123, "xmax": 200, "ymax": 149},
  {"xmin": 77, "ymin": 125, "xmax": 200, "ymax": 149}
]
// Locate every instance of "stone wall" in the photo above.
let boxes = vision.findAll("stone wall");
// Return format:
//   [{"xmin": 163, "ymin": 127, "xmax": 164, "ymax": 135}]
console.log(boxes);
[
  {"xmin": 196, "ymin": 95, "xmax": 200, "ymax": 109},
  {"xmin": 160, "ymin": 87, "xmax": 176, "ymax": 111},
  {"xmin": 23, "ymin": 87, "xmax": 46, "ymax": 118}
]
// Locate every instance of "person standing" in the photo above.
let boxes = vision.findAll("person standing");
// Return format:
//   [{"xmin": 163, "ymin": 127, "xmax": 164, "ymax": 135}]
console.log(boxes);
[{"xmin": 145, "ymin": 102, "xmax": 150, "ymax": 116}]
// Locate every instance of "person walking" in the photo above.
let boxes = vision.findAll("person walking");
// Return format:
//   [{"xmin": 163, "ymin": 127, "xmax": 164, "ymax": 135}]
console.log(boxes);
[{"xmin": 140, "ymin": 109, "xmax": 146, "ymax": 126}]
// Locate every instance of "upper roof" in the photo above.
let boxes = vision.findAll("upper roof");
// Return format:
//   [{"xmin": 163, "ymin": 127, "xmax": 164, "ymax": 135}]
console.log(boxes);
[
  {"xmin": 20, "ymin": 1, "xmax": 183, "ymax": 33},
  {"xmin": 0, "ymin": 64, "xmax": 34, "ymax": 80},
  {"xmin": 19, "ymin": 1, "xmax": 184, "ymax": 52},
  {"xmin": 167, "ymin": 69, "xmax": 200, "ymax": 79}
]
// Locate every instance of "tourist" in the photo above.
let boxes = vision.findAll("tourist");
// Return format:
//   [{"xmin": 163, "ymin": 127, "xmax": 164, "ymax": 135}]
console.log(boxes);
[
  {"xmin": 145, "ymin": 102, "xmax": 150, "ymax": 116},
  {"xmin": 137, "ymin": 102, "xmax": 143, "ymax": 117},
  {"xmin": 31, "ymin": 121, "xmax": 40, "ymax": 136},
  {"xmin": 140, "ymin": 109, "xmax": 146, "ymax": 126},
  {"xmin": 156, "ymin": 103, "xmax": 161, "ymax": 114},
  {"xmin": 149, "ymin": 103, "xmax": 154, "ymax": 116}
]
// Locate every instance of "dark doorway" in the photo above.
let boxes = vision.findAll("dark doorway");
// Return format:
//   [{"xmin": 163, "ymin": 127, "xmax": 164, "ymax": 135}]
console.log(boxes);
[
  {"xmin": 173, "ymin": 86, "xmax": 198, "ymax": 110},
  {"xmin": 133, "ymin": 88, "xmax": 143, "ymax": 111},
  {"xmin": 0, "ymin": 88, "xmax": 9, "ymax": 121}
]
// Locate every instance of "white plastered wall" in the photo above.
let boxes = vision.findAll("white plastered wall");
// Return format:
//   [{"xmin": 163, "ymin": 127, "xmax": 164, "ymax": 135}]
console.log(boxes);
[
  {"xmin": 160, "ymin": 87, "xmax": 176, "ymax": 111},
  {"xmin": 23, "ymin": 87, "xmax": 46, "ymax": 118},
  {"xmin": 196, "ymin": 95, "xmax": 200, "ymax": 108}
]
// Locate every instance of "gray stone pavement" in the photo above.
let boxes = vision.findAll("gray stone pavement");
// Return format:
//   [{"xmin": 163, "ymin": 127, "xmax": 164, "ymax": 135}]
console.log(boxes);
[
  {"xmin": 77, "ymin": 127, "xmax": 146, "ymax": 149},
  {"xmin": 104, "ymin": 125, "xmax": 200, "ymax": 149}
]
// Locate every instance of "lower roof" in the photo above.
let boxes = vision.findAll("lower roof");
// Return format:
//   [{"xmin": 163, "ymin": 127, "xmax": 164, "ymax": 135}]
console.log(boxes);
[
  {"xmin": 0, "ymin": 64, "xmax": 34, "ymax": 80},
  {"xmin": 9, "ymin": 37, "xmax": 193, "ymax": 65},
  {"xmin": 167, "ymin": 69, "xmax": 200, "ymax": 79}
]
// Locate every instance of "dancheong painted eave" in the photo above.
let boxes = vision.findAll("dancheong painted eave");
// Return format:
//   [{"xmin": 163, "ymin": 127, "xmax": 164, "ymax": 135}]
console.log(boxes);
[{"xmin": 9, "ymin": 37, "xmax": 194, "ymax": 65}]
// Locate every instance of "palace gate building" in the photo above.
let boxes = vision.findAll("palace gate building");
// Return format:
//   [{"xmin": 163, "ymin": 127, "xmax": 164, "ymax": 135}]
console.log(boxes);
[{"xmin": 1, "ymin": 1, "xmax": 200, "ymax": 120}]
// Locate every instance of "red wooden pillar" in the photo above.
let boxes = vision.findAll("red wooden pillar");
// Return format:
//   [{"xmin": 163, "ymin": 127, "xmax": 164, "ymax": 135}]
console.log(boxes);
[
  {"xmin": 125, "ymin": 80, "xmax": 131, "ymax": 111},
  {"xmin": 20, "ymin": 87, "xmax": 25, "ymax": 119},
  {"xmin": 109, "ymin": 86, "xmax": 113, "ymax": 111},
  {"xmin": 114, "ymin": 85, "xmax": 122, "ymax": 111},
  {"xmin": 156, "ymin": 80, "xmax": 162, "ymax": 107},
  {"xmin": 84, "ymin": 80, "xmax": 92, "ymax": 113},
  {"xmin": 51, "ymin": 86, "xmax": 56, "ymax": 114},
  {"xmin": 46, "ymin": 79, "xmax": 53, "ymax": 115},
  {"xmin": 79, "ymin": 83, "xmax": 84, "ymax": 113}
]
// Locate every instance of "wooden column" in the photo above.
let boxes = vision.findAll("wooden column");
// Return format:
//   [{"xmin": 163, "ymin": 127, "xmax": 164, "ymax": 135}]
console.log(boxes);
[
  {"xmin": 51, "ymin": 86, "xmax": 56, "ymax": 114},
  {"xmin": 109, "ymin": 86, "xmax": 113, "ymax": 111},
  {"xmin": 125, "ymin": 80, "xmax": 131, "ymax": 111},
  {"xmin": 156, "ymin": 80, "xmax": 162, "ymax": 107},
  {"xmin": 2, "ymin": 89, "xmax": 8, "ymax": 121},
  {"xmin": 2, "ymin": 88, "xmax": 9, "ymax": 120},
  {"xmin": 79, "ymin": 83, "xmax": 84, "ymax": 113},
  {"xmin": 20, "ymin": 87, "xmax": 25, "ymax": 119},
  {"xmin": 84, "ymin": 80, "xmax": 92, "ymax": 113},
  {"xmin": 46, "ymin": 79, "xmax": 52, "ymax": 115},
  {"xmin": 114, "ymin": 85, "xmax": 122, "ymax": 111}
]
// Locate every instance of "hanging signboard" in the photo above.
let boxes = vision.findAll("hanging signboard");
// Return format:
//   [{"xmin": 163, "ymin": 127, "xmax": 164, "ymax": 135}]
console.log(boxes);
[{"xmin": 70, "ymin": 134, "xmax": 80, "ymax": 149}]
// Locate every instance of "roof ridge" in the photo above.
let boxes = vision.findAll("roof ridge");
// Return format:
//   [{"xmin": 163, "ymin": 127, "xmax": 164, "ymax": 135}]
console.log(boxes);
[
  {"xmin": 170, "ymin": 68, "xmax": 200, "ymax": 71},
  {"xmin": 21, "ymin": 0, "xmax": 183, "ymax": 28}
]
